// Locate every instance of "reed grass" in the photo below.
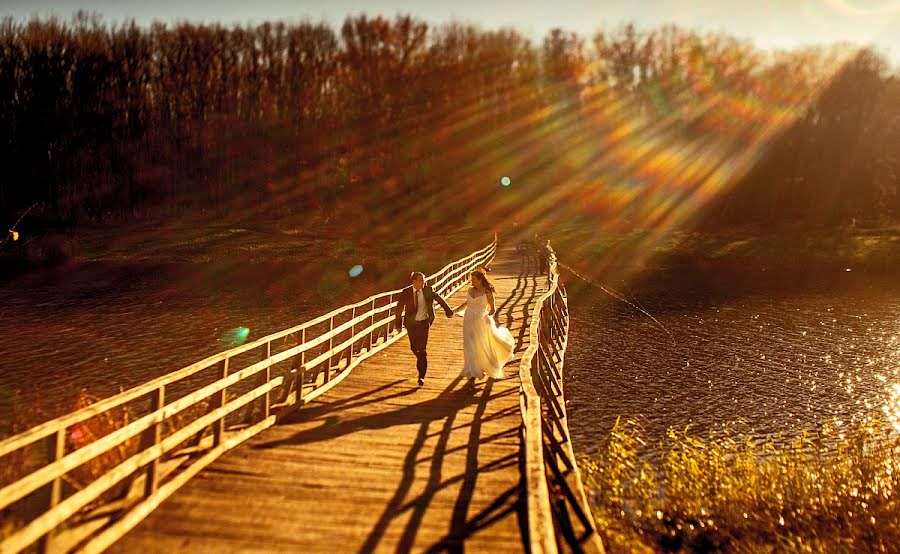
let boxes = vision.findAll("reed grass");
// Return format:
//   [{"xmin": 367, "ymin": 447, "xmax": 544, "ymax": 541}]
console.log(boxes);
[{"xmin": 579, "ymin": 415, "xmax": 900, "ymax": 552}]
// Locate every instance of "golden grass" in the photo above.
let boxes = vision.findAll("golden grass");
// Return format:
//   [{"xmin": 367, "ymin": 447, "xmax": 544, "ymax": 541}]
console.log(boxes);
[
  {"xmin": 579, "ymin": 416, "xmax": 900, "ymax": 552},
  {"xmin": 0, "ymin": 389, "xmax": 139, "ymax": 538},
  {"xmin": 0, "ymin": 387, "xmax": 214, "ymax": 539}
]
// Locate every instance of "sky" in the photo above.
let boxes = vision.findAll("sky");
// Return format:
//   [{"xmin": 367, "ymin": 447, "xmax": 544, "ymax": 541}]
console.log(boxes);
[{"xmin": 4, "ymin": 0, "xmax": 900, "ymax": 62}]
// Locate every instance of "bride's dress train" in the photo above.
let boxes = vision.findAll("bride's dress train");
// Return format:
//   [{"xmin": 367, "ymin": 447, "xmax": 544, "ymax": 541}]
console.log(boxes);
[{"xmin": 460, "ymin": 289, "xmax": 514, "ymax": 380}]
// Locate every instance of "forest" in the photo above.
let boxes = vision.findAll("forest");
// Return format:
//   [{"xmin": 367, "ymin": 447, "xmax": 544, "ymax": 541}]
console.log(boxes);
[{"xmin": 1, "ymin": 12, "xmax": 897, "ymax": 237}]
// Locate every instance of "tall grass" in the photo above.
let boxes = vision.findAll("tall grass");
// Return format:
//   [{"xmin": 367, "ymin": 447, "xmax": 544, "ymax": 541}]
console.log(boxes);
[
  {"xmin": 0, "ymin": 386, "xmax": 212, "ymax": 539},
  {"xmin": 579, "ymin": 416, "xmax": 900, "ymax": 552}
]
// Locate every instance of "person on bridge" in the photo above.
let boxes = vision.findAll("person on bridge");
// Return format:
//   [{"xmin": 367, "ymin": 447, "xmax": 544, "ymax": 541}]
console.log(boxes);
[
  {"xmin": 393, "ymin": 271, "xmax": 454, "ymax": 386},
  {"xmin": 452, "ymin": 269, "xmax": 515, "ymax": 390},
  {"xmin": 538, "ymin": 239, "xmax": 551, "ymax": 274}
]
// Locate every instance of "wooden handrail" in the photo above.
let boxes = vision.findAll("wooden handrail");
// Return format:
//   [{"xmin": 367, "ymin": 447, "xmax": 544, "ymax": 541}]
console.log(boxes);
[
  {"xmin": 0, "ymin": 240, "xmax": 497, "ymax": 461},
  {"xmin": 0, "ymin": 236, "xmax": 497, "ymax": 554},
  {"xmin": 518, "ymin": 244, "xmax": 604, "ymax": 554}
]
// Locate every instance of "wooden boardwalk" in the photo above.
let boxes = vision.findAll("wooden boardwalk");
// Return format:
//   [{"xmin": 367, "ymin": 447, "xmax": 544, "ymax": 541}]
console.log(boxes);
[{"xmin": 112, "ymin": 246, "xmax": 547, "ymax": 553}]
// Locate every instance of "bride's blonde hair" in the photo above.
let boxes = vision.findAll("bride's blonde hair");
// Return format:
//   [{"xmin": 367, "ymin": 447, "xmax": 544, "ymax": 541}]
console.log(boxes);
[{"xmin": 471, "ymin": 269, "xmax": 495, "ymax": 293}]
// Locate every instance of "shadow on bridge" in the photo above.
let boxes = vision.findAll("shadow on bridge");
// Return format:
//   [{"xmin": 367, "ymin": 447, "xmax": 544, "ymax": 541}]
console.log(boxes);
[
  {"xmin": 249, "ymin": 250, "xmax": 544, "ymax": 553},
  {"xmin": 105, "ymin": 245, "xmax": 546, "ymax": 553},
  {"xmin": 250, "ymin": 378, "xmax": 524, "ymax": 553}
]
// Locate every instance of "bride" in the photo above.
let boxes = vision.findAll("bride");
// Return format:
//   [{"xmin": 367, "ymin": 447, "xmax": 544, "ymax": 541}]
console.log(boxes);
[{"xmin": 452, "ymin": 269, "xmax": 515, "ymax": 388}]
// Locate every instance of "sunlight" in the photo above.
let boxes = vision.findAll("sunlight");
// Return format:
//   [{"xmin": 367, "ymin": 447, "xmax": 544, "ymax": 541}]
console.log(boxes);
[
  {"xmin": 820, "ymin": 0, "xmax": 900, "ymax": 17},
  {"xmin": 532, "ymin": 49, "xmax": 858, "ymax": 279}
]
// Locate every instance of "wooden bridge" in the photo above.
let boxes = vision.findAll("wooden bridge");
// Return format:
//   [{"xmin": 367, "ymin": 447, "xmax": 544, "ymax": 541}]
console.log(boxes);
[{"xmin": 0, "ymin": 238, "xmax": 602, "ymax": 553}]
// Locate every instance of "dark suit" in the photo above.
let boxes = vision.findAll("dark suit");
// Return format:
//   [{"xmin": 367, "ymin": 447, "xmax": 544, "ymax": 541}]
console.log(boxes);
[{"xmin": 394, "ymin": 285, "xmax": 453, "ymax": 379}]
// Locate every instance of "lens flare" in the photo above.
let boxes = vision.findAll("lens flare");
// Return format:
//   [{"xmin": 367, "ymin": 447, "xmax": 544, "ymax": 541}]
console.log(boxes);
[
  {"xmin": 219, "ymin": 327, "xmax": 250, "ymax": 348},
  {"xmin": 349, "ymin": 264, "xmax": 363, "ymax": 277}
]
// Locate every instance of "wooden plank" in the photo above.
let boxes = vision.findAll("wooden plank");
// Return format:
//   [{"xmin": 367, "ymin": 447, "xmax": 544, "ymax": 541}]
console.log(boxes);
[
  {"xmin": 0, "ymin": 350, "xmax": 295, "ymax": 514},
  {"xmin": 81, "ymin": 415, "xmax": 278, "ymax": 554},
  {"xmin": 3, "ymin": 379, "xmax": 282, "ymax": 554},
  {"xmin": 111, "ymin": 244, "xmax": 537, "ymax": 553}
]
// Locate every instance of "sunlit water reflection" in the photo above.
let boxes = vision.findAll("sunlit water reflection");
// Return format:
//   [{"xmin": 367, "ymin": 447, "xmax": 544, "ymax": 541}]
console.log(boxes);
[{"xmin": 564, "ymin": 269, "xmax": 900, "ymax": 454}]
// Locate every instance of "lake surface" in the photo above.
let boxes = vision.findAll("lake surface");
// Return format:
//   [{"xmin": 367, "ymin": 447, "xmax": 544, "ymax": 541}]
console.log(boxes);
[
  {"xmin": 4, "ymin": 249, "xmax": 899, "ymax": 456},
  {"xmin": 0, "ymin": 259, "xmax": 363, "ymax": 430},
  {"xmin": 563, "ymin": 265, "xmax": 900, "ymax": 455},
  {"xmin": 0, "ymin": 231, "xmax": 482, "ymax": 432}
]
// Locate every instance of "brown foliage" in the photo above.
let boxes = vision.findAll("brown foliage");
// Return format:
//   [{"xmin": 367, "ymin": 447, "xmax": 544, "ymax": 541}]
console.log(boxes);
[{"xmin": 0, "ymin": 14, "xmax": 896, "ymax": 233}]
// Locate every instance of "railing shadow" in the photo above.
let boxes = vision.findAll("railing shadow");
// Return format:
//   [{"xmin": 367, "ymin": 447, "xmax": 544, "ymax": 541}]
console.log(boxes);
[
  {"xmin": 494, "ymin": 249, "xmax": 540, "ymax": 355},
  {"xmin": 250, "ymin": 248, "xmax": 544, "ymax": 552},
  {"xmin": 278, "ymin": 378, "xmax": 415, "ymax": 422},
  {"xmin": 253, "ymin": 378, "xmax": 470, "ymax": 449},
  {"xmin": 182, "ymin": 245, "xmax": 537, "ymax": 553}
]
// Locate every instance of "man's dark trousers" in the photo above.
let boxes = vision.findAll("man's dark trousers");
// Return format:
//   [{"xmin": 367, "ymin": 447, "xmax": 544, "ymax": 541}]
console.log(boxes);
[{"xmin": 407, "ymin": 319, "xmax": 430, "ymax": 379}]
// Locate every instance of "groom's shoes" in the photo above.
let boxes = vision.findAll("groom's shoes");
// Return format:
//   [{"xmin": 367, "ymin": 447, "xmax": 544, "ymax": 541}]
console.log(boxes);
[{"xmin": 417, "ymin": 377, "xmax": 425, "ymax": 386}]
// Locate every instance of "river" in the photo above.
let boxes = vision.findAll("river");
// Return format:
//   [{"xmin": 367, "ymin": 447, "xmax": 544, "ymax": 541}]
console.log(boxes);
[
  {"xmin": 4, "ymin": 246, "xmax": 899, "ymax": 452},
  {"xmin": 0, "ymin": 230, "xmax": 485, "ymax": 432},
  {"xmin": 563, "ymin": 264, "xmax": 900, "ymax": 455}
]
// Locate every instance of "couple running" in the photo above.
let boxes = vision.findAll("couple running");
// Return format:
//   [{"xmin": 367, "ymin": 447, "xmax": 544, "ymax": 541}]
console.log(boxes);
[{"xmin": 393, "ymin": 269, "xmax": 514, "ymax": 389}]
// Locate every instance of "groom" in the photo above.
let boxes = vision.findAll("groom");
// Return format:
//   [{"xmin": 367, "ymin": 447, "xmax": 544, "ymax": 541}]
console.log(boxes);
[{"xmin": 393, "ymin": 271, "xmax": 454, "ymax": 386}]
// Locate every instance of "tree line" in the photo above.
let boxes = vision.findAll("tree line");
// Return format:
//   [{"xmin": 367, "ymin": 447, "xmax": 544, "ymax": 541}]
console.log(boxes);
[{"xmin": 0, "ymin": 12, "xmax": 897, "ymax": 234}]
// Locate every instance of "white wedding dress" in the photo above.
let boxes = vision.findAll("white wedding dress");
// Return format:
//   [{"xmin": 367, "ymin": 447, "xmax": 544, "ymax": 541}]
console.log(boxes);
[{"xmin": 460, "ymin": 289, "xmax": 515, "ymax": 380}]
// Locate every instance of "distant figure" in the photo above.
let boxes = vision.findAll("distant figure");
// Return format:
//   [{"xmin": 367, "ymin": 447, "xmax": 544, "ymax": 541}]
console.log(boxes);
[
  {"xmin": 452, "ymin": 269, "xmax": 514, "ymax": 390},
  {"xmin": 394, "ymin": 271, "xmax": 454, "ymax": 386},
  {"xmin": 538, "ymin": 239, "xmax": 551, "ymax": 274},
  {"xmin": 517, "ymin": 237, "xmax": 529, "ymax": 255}
]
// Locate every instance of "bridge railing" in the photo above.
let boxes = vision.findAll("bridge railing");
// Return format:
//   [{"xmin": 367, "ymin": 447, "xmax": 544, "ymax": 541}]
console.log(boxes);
[
  {"xmin": 0, "ymin": 236, "xmax": 496, "ymax": 554},
  {"xmin": 519, "ymin": 245, "xmax": 604, "ymax": 554}
]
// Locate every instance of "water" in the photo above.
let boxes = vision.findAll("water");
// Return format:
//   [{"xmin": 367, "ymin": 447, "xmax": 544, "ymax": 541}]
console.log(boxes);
[
  {"xmin": 0, "ymin": 260, "xmax": 338, "ymax": 429},
  {"xmin": 5, "ymin": 248, "xmax": 899, "ymax": 451},
  {"xmin": 0, "ymin": 233, "xmax": 482, "ymax": 432},
  {"xmin": 563, "ymin": 266, "xmax": 900, "ymax": 455}
]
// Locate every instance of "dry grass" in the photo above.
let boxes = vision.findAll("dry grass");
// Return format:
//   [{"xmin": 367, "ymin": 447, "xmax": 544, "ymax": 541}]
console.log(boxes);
[
  {"xmin": 1, "ymin": 382, "xmax": 254, "ymax": 540},
  {"xmin": 1, "ymin": 389, "xmax": 139, "ymax": 538},
  {"xmin": 63, "ymin": 391, "xmax": 141, "ymax": 493},
  {"xmin": 579, "ymin": 415, "xmax": 900, "ymax": 553}
]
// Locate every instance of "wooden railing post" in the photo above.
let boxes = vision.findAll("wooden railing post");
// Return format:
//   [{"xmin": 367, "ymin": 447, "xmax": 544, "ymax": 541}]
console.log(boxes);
[
  {"xmin": 369, "ymin": 299, "xmax": 376, "ymax": 350},
  {"xmin": 48, "ymin": 428, "xmax": 65, "ymax": 509},
  {"xmin": 0, "ymin": 237, "xmax": 500, "ymax": 554},
  {"xmin": 263, "ymin": 341, "xmax": 271, "ymax": 420},
  {"xmin": 213, "ymin": 358, "xmax": 229, "ymax": 447},
  {"xmin": 300, "ymin": 328, "xmax": 306, "ymax": 368},
  {"xmin": 349, "ymin": 306, "xmax": 356, "ymax": 361},
  {"xmin": 144, "ymin": 385, "xmax": 165, "ymax": 496},
  {"xmin": 388, "ymin": 293, "xmax": 395, "ymax": 338},
  {"xmin": 328, "ymin": 315, "xmax": 335, "ymax": 370},
  {"xmin": 39, "ymin": 427, "xmax": 66, "ymax": 553}
]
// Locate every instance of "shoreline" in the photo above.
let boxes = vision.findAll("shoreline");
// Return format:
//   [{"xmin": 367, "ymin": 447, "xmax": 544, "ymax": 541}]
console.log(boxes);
[{"xmin": 551, "ymin": 225, "xmax": 900, "ymax": 279}]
